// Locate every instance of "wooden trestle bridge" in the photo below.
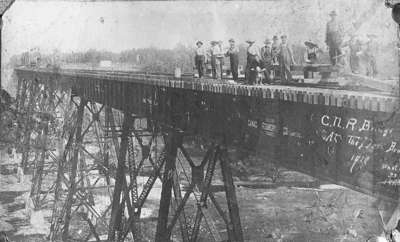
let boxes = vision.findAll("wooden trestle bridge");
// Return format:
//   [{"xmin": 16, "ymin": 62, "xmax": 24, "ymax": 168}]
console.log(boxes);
[{"xmin": 12, "ymin": 67, "xmax": 400, "ymax": 241}]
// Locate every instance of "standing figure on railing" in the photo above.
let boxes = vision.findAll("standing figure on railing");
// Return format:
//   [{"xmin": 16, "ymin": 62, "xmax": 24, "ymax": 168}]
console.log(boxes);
[
  {"xmin": 279, "ymin": 35, "xmax": 296, "ymax": 83},
  {"xmin": 325, "ymin": 10, "xmax": 344, "ymax": 66},
  {"xmin": 225, "ymin": 38, "xmax": 239, "ymax": 81},
  {"xmin": 194, "ymin": 41, "xmax": 207, "ymax": 78},
  {"xmin": 245, "ymin": 40, "xmax": 260, "ymax": 85}
]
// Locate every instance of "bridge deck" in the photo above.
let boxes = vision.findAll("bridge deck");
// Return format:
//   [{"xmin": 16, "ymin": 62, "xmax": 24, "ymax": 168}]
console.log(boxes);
[{"xmin": 15, "ymin": 67, "xmax": 398, "ymax": 113}]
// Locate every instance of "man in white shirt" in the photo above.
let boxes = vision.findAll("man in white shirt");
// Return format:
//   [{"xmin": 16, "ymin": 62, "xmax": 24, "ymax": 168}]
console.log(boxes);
[
  {"xmin": 211, "ymin": 41, "xmax": 224, "ymax": 79},
  {"xmin": 194, "ymin": 41, "xmax": 207, "ymax": 78}
]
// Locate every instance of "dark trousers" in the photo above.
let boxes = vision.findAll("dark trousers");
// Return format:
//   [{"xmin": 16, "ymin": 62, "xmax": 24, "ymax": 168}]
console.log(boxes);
[
  {"xmin": 195, "ymin": 55, "xmax": 205, "ymax": 78},
  {"xmin": 367, "ymin": 56, "xmax": 378, "ymax": 77},
  {"xmin": 280, "ymin": 63, "xmax": 292, "ymax": 83},
  {"xmin": 263, "ymin": 68, "xmax": 272, "ymax": 83},
  {"xmin": 329, "ymin": 46, "xmax": 342, "ymax": 65},
  {"xmin": 211, "ymin": 57, "xmax": 223, "ymax": 79},
  {"xmin": 262, "ymin": 61, "xmax": 273, "ymax": 83},
  {"xmin": 230, "ymin": 58, "xmax": 239, "ymax": 81},
  {"xmin": 246, "ymin": 55, "xmax": 258, "ymax": 85}
]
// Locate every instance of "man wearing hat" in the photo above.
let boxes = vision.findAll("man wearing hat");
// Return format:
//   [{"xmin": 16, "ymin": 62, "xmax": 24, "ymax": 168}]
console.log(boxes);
[
  {"xmin": 261, "ymin": 38, "xmax": 274, "ymax": 83},
  {"xmin": 279, "ymin": 35, "xmax": 295, "ymax": 83},
  {"xmin": 326, "ymin": 10, "xmax": 344, "ymax": 65},
  {"xmin": 303, "ymin": 41, "xmax": 320, "ymax": 78},
  {"xmin": 195, "ymin": 41, "xmax": 207, "ymax": 78},
  {"xmin": 349, "ymin": 37, "xmax": 362, "ymax": 74},
  {"xmin": 271, "ymin": 35, "xmax": 281, "ymax": 78},
  {"xmin": 245, "ymin": 40, "xmax": 260, "ymax": 85},
  {"xmin": 225, "ymin": 38, "xmax": 239, "ymax": 81},
  {"xmin": 304, "ymin": 41, "xmax": 320, "ymax": 64},
  {"xmin": 210, "ymin": 40, "xmax": 224, "ymax": 79},
  {"xmin": 365, "ymin": 34, "xmax": 378, "ymax": 77},
  {"xmin": 271, "ymin": 36, "xmax": 280, "ymax": 65}
]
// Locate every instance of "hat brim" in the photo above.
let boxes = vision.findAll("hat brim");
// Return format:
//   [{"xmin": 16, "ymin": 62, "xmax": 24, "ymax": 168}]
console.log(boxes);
[{"xmin": 304, "ymin": 41, "xmax": 318, "ymax": 48}]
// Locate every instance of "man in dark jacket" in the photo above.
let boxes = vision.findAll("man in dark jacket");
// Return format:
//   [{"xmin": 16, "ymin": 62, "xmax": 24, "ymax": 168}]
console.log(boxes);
[
  {"xmin": 279, "ymin": 35, "xmax": 295, "ymax": 83},
  {"xmin": 225, "ymin": 38, "xmax": 239, "ymax": 81},
  {"xmin": 245, "ymin": 40, "xmax": 260, "ymax": 85},
  {"xmin": 261, "ymin": 38, "xmax": 273, "ymax": 83},
  {"xmin": 325, "ymin": 10, "xmax": 344, "ymax": 65}
]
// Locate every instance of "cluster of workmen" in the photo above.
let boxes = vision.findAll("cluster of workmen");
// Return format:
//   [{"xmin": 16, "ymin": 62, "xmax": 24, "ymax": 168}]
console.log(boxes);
[
  {"xmin": 194, "ymin": 35, "xmax": 295, "ymax": 85},
  {"xmin": 194, "ymin": 10, "xmax": 378, "ymax": 85}
]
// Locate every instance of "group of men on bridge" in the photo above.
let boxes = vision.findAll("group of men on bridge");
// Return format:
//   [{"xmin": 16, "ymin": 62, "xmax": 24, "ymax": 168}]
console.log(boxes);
[
  {"xmin": 194, "ymin": 10, "xmax": 379, "ymax": 85},
  {"xmin": 194, "ymin": 35, "xmax": 296, "ymax": 85}
]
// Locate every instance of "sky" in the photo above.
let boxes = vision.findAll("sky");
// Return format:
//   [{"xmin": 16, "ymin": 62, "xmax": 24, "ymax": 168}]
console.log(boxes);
[
  {"xmin": 1, "ymin": 0, "xmax": 397, "ymax": 91},
  {"xmin": 2, "ymin": 0, "xmax": 396, "ymax": 59}
]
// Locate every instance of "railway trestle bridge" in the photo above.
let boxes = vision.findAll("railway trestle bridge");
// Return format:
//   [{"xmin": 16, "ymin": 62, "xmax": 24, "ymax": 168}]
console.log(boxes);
[{"xmin": 12, "ymin": 67, "xmax": 400, "ymax": 241}]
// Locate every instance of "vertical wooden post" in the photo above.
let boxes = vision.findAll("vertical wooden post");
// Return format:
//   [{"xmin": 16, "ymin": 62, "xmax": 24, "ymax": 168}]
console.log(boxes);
[
  {"xmin": 108, "ymin": 110, "xmax": 133, "ymax": 241},
  {"xmin": 62, "ymin": 97, "xmax": 87, "ymax": 241},
  {"xmin": 398, "ymin": 24, "xmax": 400, "ymax": 107},
  {"xmin": 30, "ymin": 84, "xmax": 55, "ymax": 208},
  {"xmin": 155, "ymin": 131, "xmax": 181, "ymax": 242},
  {"xmin": 49, "ymin": 106, "xmax": 76, "ymax": 241},
  {"xmin": 172, "ymin": 170, "xmax": 190, "ymax": 242},
  {"xmin": 220, "ymin": 150, "xmax": 244, "ymax": 242},
  {"xmin": 21, "ymin": 80, "xmax": 39, "ymax": 169},
  {"xmin": 0, "ymin": 15, "xmax": 2, "ymax": 89}
]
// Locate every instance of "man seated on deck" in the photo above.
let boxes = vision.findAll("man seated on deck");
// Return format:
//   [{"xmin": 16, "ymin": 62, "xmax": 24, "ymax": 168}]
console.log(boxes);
[
  {"xmin": 245, "ymin": 40, "xmax": 261, "ymax": 85},
  {"xmin": 303, "ymin": 40, "xmax": 321, "ymax": 79}
]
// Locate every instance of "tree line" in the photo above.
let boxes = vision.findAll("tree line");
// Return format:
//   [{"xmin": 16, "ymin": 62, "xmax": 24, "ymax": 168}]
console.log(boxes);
[{"xmin": 9, "ymin": 43, "xmax": 328, "ymax": 74}]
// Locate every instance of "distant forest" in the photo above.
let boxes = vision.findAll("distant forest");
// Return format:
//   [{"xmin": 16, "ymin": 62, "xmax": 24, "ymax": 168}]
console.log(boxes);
[{"xmin": 9, "ymin": 43, "xmax": 313, "ymax": 74}]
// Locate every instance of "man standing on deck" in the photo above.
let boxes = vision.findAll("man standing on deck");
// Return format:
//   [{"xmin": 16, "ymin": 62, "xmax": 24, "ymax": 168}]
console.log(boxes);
[
  {"xmin": 225, "ymin": 38, "xmax": 239, "ymax": 81},
  {"xmin": 261, "ymin": 38, "xmax": 273, "ymax": 84},
  {"xmin": 210, "ymin": 41, "xmax": 217, "ymax": 78},
  {"xmin": 279, "ymin": 35, "xmax": 295, "ymax": 83},
  {"xmin": 246, "ymin": 40, "xmax": 260, "ymax": 85},
  {"xmin": 211, "ymin": 41, "xmax": 224, "ymax": 79},
  {"xmin": 271, "ymin": 35, "xmax": 281, "ymax": 78},
  {"xmin": 325, "ymin": 10, "xmax": 344, "ymax": 65},
  {"xmin": 194, "ymin": 41, "xmax": 206, "ymax": 78},
  {"xmin": 365, "ymin": 34, "xmax": 378, "ymax": 77},
  {"xmin": 349, "ymin": 37, "xmax": 362, "ymax": 74}
]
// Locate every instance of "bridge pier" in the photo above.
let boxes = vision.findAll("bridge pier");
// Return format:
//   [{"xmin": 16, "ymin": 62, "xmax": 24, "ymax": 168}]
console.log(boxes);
[
  {"xmin": 61, "ymin": 96, "xmax": 87, "ymax": 241},
  {"xmin": 16, "ymin": 71, "xmax": 246, "ymax": 242},
  {"xmin": 153, "ymin": 134, "xmax": 244, "ymax": 242},
  {"xmin": 155, "ymin": 130, "xmax": 182, "ymax": 242},
  {"xmin": 48, "ymin": 97, "xmax": 112, "ymax": 241}
]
